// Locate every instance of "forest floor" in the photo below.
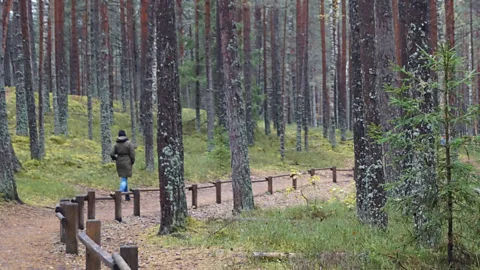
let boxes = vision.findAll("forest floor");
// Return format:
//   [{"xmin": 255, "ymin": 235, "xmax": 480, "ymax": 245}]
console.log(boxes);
[{"xmin": 0, "ymin": 170, "xmax": 353, "ymax": 269}]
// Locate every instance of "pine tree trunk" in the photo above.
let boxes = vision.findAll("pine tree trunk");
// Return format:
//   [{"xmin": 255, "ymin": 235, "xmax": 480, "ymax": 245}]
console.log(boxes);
[
  {"xmin": 123, "ymin": 0, "xmax": 137, "ymax": 145},
  {"xmin": 38, "ymin": 0, "xmax": 45, "ymax": 157},
  {"xmin": 375, "ymin": 0, "xmax": 397, "ymax": 185},
  {"xmin": 262, "ymin": 6, "xmax": 270, "ymax": 136},
  {"xmin": 27, "ymin": 0, "xmax": 36, "ymax": 90},
  {"xmin": 99, "ymin": 0, "xmax": 112, "ymax": 163},
  {"xmin": 4, "ymin": 28, "xmax": 11, "ymax": 86},
  {"xmin": 302, "ymin": 0, "xmax": 309, "ymax": 151},
  {"xmin": 140, "ymin": 0, "xmax": 155, "ymax": 171},
  {"xmin": 205, "ymin": 0, "xmax": 215, "ymax": 151},
  {"xmin": 11, "ymin": 1, "xmax": 27, "ymax": 136},
  {"xmin": 0, "ymin": 0, "xmax": 20, "ymax": 202},
  {"xmin": 219, "ymin": 0, "xmax": 255, "ymax": 214},
  {"xmin": 320, "ymin": 0, "xmax": 329, "ymax": 139},
  {"xmin": 328, "ymin": 0, "xmax": 337, "ymax": 148},
  {"xmin": 157, "ymin": 0, "xmax": 188, "ymax": 235},
  {"xmin": 280, "ymin": 0, "xmax": 288, "ymax": 161},
  {"xmin": 70, "ymin": 0, "xmax": 80, "ymax": 96},
  {"xmin": 254, "ymin": 0, "xmax": 262, "ymax": 128},
  {"xmin": 270, "ymin": 5, "xmax": 281, "ymax": 137},
  {"xmin": 429, "ymin": 0, "xmax": 438, "ymax": 107},
  {"xmin": 85, "ymin": 0, "xmax": 93, "ymax": 140},
  {"xmin": 215, "ymin": 0, "xmax": 228, "ymax": 131},
  {"xmin": 399, "ymin": 0, "xmax": 439, "ymax": 247},
  {"xmin": 338, "ymin": 0, "xmax": 347, "ymax": 141},
  {"xmin": 45, "ymin": 0, "xmax": 53, "ymax": 113},
  {"xmin": 243, "ymin": 0, "xmax": 254, "ymax": 146},
  {"xmin": 119, "ymin": 0, "xmax": 128, "ymax": 114},
  {"xmin": 194, "ymin": 0, "xmax": 201, "ymax": 133},
  {"xmin": 55, "ymin": 0, "xmax": 68, "ymax": 136},
  {"xmin": 295, "ymin": 0, "xmax": 302, "ymax": 151},
  {"xmin": 107, "ymin": 10, "xmax": 115, "ymax": 126},
  {"xmin": 358, "ymin": 0, "xmax": 387, "ymax": 228}
]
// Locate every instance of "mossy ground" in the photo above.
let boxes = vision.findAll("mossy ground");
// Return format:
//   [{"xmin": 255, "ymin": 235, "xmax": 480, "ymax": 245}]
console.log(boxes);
[{"xmin": 5, "ymin": 88, "xmax": 352, "ymax": 206}]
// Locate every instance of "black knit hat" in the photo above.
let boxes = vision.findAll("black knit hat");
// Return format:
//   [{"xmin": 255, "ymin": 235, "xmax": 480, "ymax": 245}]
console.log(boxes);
[{"xmin": 118, "ymin": 130, "xmax": 126, "ymax": 137}]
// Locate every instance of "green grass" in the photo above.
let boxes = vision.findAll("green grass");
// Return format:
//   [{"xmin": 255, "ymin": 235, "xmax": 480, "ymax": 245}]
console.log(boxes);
[
  {"xmin": 5, "ymin": 88, "xmax": 352, "ymax": 205},
  {"xmin": 145, "ymin": 200, "xmax": 480, "ymax": 269}
]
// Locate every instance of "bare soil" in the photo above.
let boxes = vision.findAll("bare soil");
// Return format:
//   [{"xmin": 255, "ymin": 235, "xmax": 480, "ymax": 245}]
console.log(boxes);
[{"xmin": 0, "ymin": 170, "xmax": 353, "ymax": 269}]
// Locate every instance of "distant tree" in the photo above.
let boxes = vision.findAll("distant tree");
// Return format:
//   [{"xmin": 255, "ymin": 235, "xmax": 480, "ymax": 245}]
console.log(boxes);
[
  {"xmin": 140, "ymin": 0, "xmax": 155, "ymax": 171},
  {"xmin": 243, "ymin": 0, "xmax": 254, "ymax": 146},
  {"xmin": 99, "ymin": 0, "xmax": 112, "ymax": 163},
  {"xmin": 38, "ymin": 0, "xmax": 45, "ymax": 157},
  {"xmin": 262, "ymin": 6, "xmax": 270, "ymax": 136},
  {"xmin": 295, "ymin": 0, "xmax": 303, "ymax": 151},
  {"xmin": 205, "ymin": 0, "xmax": 215, "ymax": 151},
  {"xmin": 119, "ymin": 0, "xmax": 129, "ymax": 114},
  {"xmin": 85, "ymin": 0, "xmax": 93, "ymax": 140},
  {"xmin": 4, "ymin": 25, "xmax": 12, "ymax": 86},
  {"xmin": 280, "ymin": 0, "xmax": 288, "ymax": 160},
  {"xmin": 194, "ymin": 0, "xmax": 201, "ymax": 133},
  {"xmin": 302, "ymin": 0, "xmax": 309, "ymax": 151},
  {"xmin": 338, "ymin": 0, "xmax": 347, "ymax": 141},
  {"xmin": 11, "ymin": 1, "xmax": 27, "ymax": 137},
  {"xmin": 214, "ymin": 0, "xmax": 227, "ymax": 131},
  {"xmin": 270, "ymin": 4, "xmax": 281, "ymax": 137},
  {"xmin": 320, "ymin": 0, "xmax": 328, "ymax": 139},
  {"xmin": 328, "ymin": 0, "xmax": 338, "ymax": 148},
  {"xmin": 45, "ymin": 0, "xmax": 53, "ymax": 112},
  {"xmin": 55, "ymin": 0, "xmax": 68, "ymax": 136},
  {"xmin": 70, "ymin": 0, "xmax": 80, "ymax": 96},
  {"xmin": 218, "ymin": 0, "xmax": 255, "ymax": 213},
  {"xmin": 156, "ymin": 0, "xmax": 188, "ymax": 235}
]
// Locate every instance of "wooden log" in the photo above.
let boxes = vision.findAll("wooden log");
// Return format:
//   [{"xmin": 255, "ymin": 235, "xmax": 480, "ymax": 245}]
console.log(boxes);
[
  {"xmin": 133, "ymin": 189, "xmax": 140, "ymax": 216},
  {"xmin": 76, "ymin": 195, "xmax": 85, "ymax": 230},
  {"xmin": 252, "ymin": 252, "xmax": 297, "ymax": 259},
  {"xmin": 59, "ymin": 200, "xmax": 69, "ymax": 243},
  {"xmin": 56, "ymin": 212, "xmax": 67, "ymax": 227},
  {"xmin": 292, "ymin": 174, "xmax": 297, "ymax": 190},
  {"xmin": 112, "ymin": 253, "xmax": 132, "ymax": 270},
  {"xmin": 96, "ymin": 196, "xmax": 115, "ymax": 201},
  {"xmin": 133, "ymin": 188, "xmax": 160, "ymax": 192},
  {"xmin": 251, "ymin": 179, "xmax": 268, "ymax": 183},
  {"xmin": 120, "ymin": 245, "xmax": 138, "ymax": 270},
  {"xmin": 271, "ymin": 173, "xmax": 291, "ymax": 178},
  {"xmin": 114, "ymin": 191, "xmax": 122, "ymax": 222},
  {"xmin": 65, "ymin": 202, "xmax": 79, "ymax": 254},
  {"xmin": 197, "ymin": 185, "xmax": 215, "ymax": 190},
  {"xmin": 267, "ymin": 177, "xmax": 273, "ymax": 194},
  {"xmin": 191, "ymin": 184, "xmax": 198, "ymax": 209},
  {"xmin": 87, "ymin": 191, "xmax": 96, "ymax": 219},
  {"xmin": 215, "ymin": 180, "xmax": 221, "ymax": 204},
  {"xmin": 86, "ymin": 220, "xmax": 101, "ymax": 270},
  {"xmin": 332, "ymin": 167, "xmax": 337, "ymax": 183},
  {"xmin": 78, "ymin": 231, "xmax": 115, "ymax": 268}
]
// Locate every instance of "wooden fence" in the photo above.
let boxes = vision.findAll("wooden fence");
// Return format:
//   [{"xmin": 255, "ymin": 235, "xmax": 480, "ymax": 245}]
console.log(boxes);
[{"xmin": 54, "ymin": 166, "xmax": 352, "ymax": 266}]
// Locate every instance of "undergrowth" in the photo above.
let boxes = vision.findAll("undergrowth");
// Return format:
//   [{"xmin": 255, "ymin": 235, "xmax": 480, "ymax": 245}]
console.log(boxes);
[{"xmin": 5, "ymin": 88, "xmax": 352, "ymax": 205}]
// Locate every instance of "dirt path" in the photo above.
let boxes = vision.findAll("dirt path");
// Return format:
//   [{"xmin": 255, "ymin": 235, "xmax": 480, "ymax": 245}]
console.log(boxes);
[{"xmin": 0, "ymin": 170, "xmax": 353, "ymax": 269}]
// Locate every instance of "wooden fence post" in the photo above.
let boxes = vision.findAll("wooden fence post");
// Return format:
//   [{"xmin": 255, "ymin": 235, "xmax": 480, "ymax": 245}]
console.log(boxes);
[
  {"xmin": 215, "ymin": 181, "xmax": 221, "ymax": 204},
  {"xmin": 267, "ymin": 177, "xmax": 273, "ymax": 194},
  {"xmin": 191, "ymin": 184, "xmax": 198, "ymax": 209},
  {"xmin": 86, "ymin": 220, "xmax": 101, "ymax": 270},
  {"xmin": 76, "ymin": 195, "xmax": 85, "ymax": 230},
  {"xmin": 309, "ymin": 169, "xmax": 315, "ymax": 177},
  {"xmin": 87, "ymin": 190, "xmax": 96, "ymax": 219},
  {"xmin": 292, "ymin": 174, "xmax": 297, "ymax": 190},
  {"xmin": 332, "ymin": 167, "xmax": 337, "ymax": 183},
  {"xmin": 133, "ymin": 189, "xmax": 140, "ymax": 216},
  {"xmin": 120, "ymin": 245, "xmax": 139, "ymax": 270},
  {"xmin": 65, "ymin": 202, "xmax": 79, "ymax": 254},
  {"xmin": 114, "ymin": 191, "xmax": 122, "ymax": 222},
  {"xmin": 59, "ymin": 199, "xmax": 69, "ymax": 243}
]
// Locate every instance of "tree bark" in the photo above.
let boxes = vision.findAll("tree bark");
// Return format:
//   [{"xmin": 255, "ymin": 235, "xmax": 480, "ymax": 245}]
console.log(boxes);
[
  {"xmin": 270, "ymin": 5, "xmax": 281, "ymax": 137},
  {"xmin": 99, "ymin": 0, "xmax": 112, "ymax": 164},
  {"xmin": 205, "ymin": 0, "xmax": 215, "ymax": 151},
  {"xmin": 70, "ymin": 0, "xmax": 80, "ymax": 96},
  {"xmin": 38, "ymin": 0, "xmax": 45, "ymax": 157},
  {"xmin": 295, "ymin": 0, "xmax": 303, "ymax": 151},
  {"xmin": 320, "ymin": 0, "xmax": 328, "ymax": 139},
  {"xmin": 302, "ymin": 0, "xmax": 309, "ymax": 151},
  {"xmin": 262, "ymin": 6, "xmax": 270, "ymax": 136},
  {"xmin": 357, "ymin": 0, "xmax": 387, "ymax": 228},
  {"xmin": 219, "ymin": 0, "xmax": 255, "ymax": 214},
  {"xmin": 194, "ymin": 0, "xmax": 201, "ymax": 133},
  {"xmin": 215, "ymin": 0, "xmax": 228, "ymax": 131},
  {"xmin": 328, "ymin": 0, "xmax": 338, "ymax": 148},
  {"xmin": 140, "ymin": 0, "xmax": 155, "ymax": 171},
  {"xmin": 338, "ymin": 0, "xmax": 347, "ymax": 141},
  {"xmin": 243, "ymin": 0, "xmax": 254, "ymax": 146},
  {"xmin": 55, "ymin": 0, "xmax": 68, "ymax": 136},
  {"xmin": 156, "ymin": 0, "xmax": 188, "ymax": 234},
  {"xmin": 126, "ymin": 0, "xmax": 137, "ymax": 145}
]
